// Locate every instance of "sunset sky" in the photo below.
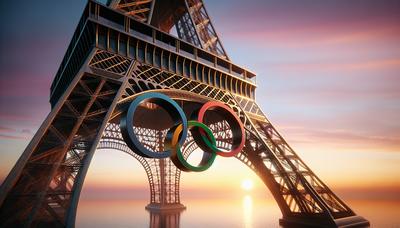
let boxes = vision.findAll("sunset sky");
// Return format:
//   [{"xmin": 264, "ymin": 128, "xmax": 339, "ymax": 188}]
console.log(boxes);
[{"xmin": 0, "ymin": 0, "xmax": 399, "ymax": 201}]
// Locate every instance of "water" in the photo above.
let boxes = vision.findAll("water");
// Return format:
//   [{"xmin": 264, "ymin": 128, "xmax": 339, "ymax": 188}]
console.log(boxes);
[{"xmin": 76, "ymin": 196, "xmax": 400, "ymax": 228}]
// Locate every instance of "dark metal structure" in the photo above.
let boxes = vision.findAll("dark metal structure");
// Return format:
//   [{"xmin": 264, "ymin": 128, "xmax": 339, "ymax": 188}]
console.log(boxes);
[{"xmin": 0, "ymin": 0, "xmax": 369, "ymax": 227}]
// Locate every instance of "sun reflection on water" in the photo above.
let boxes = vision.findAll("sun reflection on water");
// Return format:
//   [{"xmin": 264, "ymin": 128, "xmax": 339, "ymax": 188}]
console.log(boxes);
[{"xmin": 243, "ymin": 195, "xmax": 253, "ymax": 228}]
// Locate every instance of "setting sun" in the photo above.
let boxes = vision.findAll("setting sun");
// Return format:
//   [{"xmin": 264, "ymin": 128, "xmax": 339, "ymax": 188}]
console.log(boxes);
[{"xmin": 241, "ymin": 179, "xmax": 254, "ymax": 191}]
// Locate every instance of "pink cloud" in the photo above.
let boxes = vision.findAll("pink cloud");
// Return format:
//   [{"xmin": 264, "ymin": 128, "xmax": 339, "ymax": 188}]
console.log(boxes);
[
  {"xmin": 0, "ymin": 126, "xmax": 15, "ymax": 133},
  {"xmin": 0, "ymin": 125, "xmax": 34, "ymax": 140},
  {"xmin": 268, "ymin": 109, "xmax": 400, "ymax": 154},
  {"xmin": 0, "ymin": 74, "xmax": 51, "ymax": 98},
  {"xmin": 0, "ymin": 134, "xmax": 27, "ymax": 140},
  {"xmin": 212, "ymin": 1, "xmax": 400, "ymax": 61},
  {"xmin": 227, "ymin": 24, "xmax": 399, "ymax": 50},
  {"xmin": 264, "ymin": 58, "xmax": 400, "ymax": 72}
]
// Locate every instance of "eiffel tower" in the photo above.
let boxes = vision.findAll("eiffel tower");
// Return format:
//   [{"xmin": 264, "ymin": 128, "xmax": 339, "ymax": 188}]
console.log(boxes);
[{"xmin": 0, "ymin": 0, "xmax": 370, "ymax": 227}]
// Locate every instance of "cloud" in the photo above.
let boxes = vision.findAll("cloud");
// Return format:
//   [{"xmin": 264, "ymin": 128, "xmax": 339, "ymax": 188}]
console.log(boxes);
[
  {"xmin": 271, "ymin": 119, "xmax": 400, "ymax": 154},
  {"xmin": 21, "ymin": 129, "xmax": 32, "ymax": 134},
  {"xmin": 0, "ymin": 125, "xmax": 33, "ymax": 140},
  {"xmin": 335, "ymin": 185, "xmax": 400, "ymax": 200},
  {"xmin": 225, "ymin": 23, "xmax": 400, "ymax": 49},
  {"xmin": 0, "ymin": 134, "xmax": 27, "ymax": 140},
  {"xmin": 0, "ymin": 126, "xmax": 15, "ymax": 133},
  {"xmin": 264, "ymin": 58, "xmax": 400, "ymax": 73},
  {"xmin": 80, "ymin": 185, "xmax": 149, "ymax": 200}
]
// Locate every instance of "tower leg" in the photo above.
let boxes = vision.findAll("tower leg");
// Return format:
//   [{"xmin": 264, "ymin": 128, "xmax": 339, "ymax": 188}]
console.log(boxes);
[
  {"xmin": 231, "ymin": 95, "xmax": 370, "ymax": 228},
  {"xmin": 65, "ymin": 64, "xmax": 135, "ymax": 227},
  {"xmin": 0, "ymin": 50, "xmax": 136, "ymax": 227}
]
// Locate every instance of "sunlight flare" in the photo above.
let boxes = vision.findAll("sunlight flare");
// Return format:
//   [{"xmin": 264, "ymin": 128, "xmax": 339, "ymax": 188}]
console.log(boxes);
[{"xmin": 241, "ymin": 179, "xmax": 254, "ymax": 191}]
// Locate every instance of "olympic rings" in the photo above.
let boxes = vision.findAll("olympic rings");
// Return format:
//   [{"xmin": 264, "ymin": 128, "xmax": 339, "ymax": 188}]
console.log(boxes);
[{"xmin": 120, "ymin": 92, "xmax": 245, "ymax": 172}]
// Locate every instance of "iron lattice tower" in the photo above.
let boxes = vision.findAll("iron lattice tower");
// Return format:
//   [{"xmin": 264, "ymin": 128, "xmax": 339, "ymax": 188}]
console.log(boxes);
[{"xmin": 0, "ymin": 0, "xmax": 369, "ymax": 227}]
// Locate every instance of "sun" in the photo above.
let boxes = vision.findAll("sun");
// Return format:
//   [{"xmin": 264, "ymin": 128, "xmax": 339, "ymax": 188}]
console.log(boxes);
[{"xmin": 241, "ymin": 179, "xmax": 254, "ymax": 191}]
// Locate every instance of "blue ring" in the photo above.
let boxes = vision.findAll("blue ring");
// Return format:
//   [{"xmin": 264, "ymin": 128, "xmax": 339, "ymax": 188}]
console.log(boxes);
[{"xmin": 120, "ymin": 92, "xmax": 188, "ymax": 158}]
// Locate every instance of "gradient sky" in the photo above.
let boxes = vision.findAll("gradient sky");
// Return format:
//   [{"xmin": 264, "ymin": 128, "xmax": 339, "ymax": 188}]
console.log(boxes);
[{"xmin": 0, "ymin": 0, "xmax": 399, "ymax": 200}]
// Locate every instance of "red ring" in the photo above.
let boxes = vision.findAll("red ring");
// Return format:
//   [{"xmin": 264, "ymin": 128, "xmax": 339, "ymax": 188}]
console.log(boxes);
[{"xmin": 197, "ymin": 101, "xmax": 245, "ymax": 157}]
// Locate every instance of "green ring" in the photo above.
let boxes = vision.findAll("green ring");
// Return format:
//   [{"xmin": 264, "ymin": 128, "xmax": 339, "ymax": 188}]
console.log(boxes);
[
  {"xmin": 199, "ymin": 131, "xmax": 219, "ymax": 153},
  {"xmin": 172, "ymin": 121, "xmax": 217, "ymax": 172}
]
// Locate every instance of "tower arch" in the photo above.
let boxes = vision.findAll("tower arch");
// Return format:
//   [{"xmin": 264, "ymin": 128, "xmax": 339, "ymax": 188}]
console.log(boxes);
[{"xmin": 98, "ymin": 123, "xmax": 183, "ymax": 206}]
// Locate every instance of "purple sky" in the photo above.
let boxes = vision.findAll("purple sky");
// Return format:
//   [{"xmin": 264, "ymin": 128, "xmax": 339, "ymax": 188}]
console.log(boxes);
[{"xmin": 0, "ymin": 0, "xmax": 399, "ymax": 195}]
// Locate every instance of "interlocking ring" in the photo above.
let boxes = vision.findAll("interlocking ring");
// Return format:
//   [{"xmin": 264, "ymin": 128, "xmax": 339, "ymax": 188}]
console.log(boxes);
[
  {"xmin": 120, "ymin": 92, "xmax": 188, "ymax": 158},
  {"xmin": 169, "ymin": 121, "xmax": 217, "ymax": 172},
  {"xmin": 194, "ymin": 101, "xmax": 245, "ymax": 157},
  {"xmin": 120, "ymin": 92, "xmax": 245, "ymax": 172}
]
